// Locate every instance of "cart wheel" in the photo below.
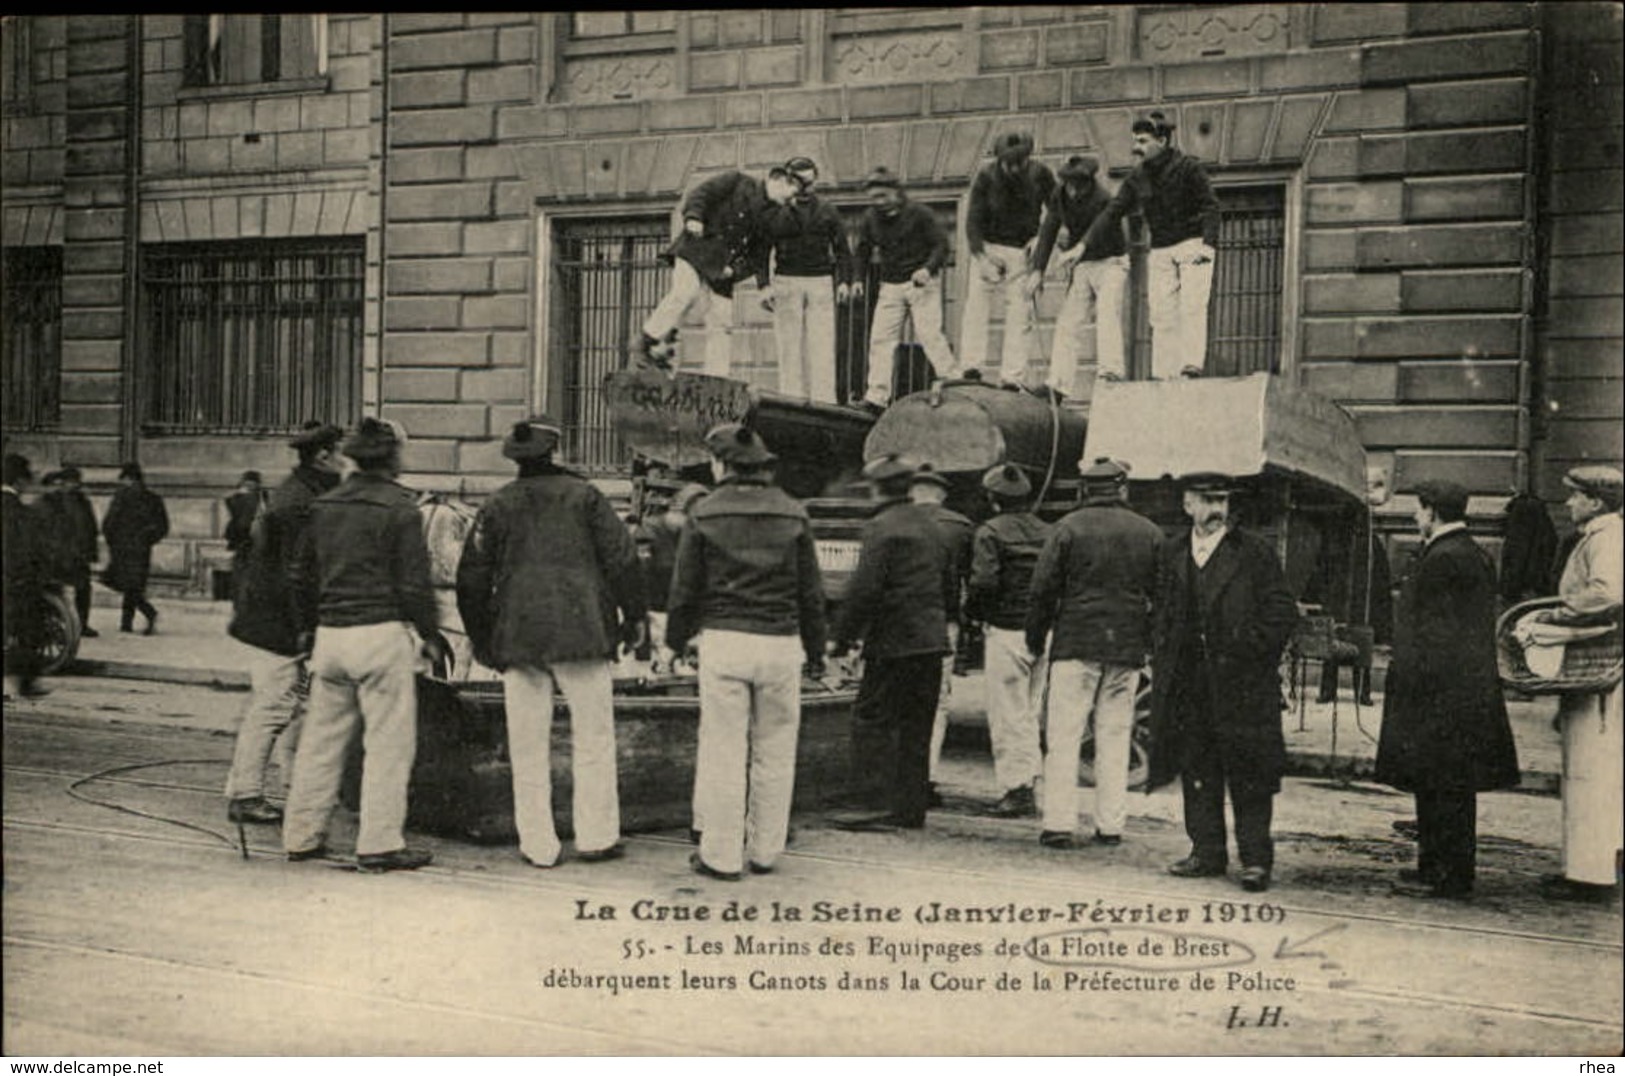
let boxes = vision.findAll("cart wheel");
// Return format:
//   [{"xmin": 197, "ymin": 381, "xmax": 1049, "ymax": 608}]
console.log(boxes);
[{"xmin": 38, "ymin": 588, "xmax": 82, "ymax": 676}]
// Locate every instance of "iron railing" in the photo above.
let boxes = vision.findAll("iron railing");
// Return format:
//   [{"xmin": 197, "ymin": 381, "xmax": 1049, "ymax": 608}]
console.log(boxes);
[
  {"xmin": 1, "ymin": 245, "xmax": 62, "ymax": 432},
  {"xmin": 142, "ymin": 238, "xmax": 363, "ymax": 435}
]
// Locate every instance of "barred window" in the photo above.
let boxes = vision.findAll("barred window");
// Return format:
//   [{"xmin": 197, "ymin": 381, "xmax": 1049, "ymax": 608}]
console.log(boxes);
[
  {"xmin": 183, "ymin": 14, "xmax": 327, "ymax": 87},
  {"xmin": 1, "ymin": 246, "xmax": 63, "ymax": 432},
  {"xmin": 1, "ymin": 16, "xmax": 33, "ymax": 109},
  {"xmin": 142, "ymin": 239, "xmax": 362, "ymax": 435}
]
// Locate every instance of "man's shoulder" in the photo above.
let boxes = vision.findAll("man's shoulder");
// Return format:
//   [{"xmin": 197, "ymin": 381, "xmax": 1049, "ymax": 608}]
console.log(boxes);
[
  {"xmin": 319, "ymin": 476, "xmax": 416, "ymax": 510},
  {"xmin": 694, "ymin": 483, "xmax": 807, "ymax": 521}
]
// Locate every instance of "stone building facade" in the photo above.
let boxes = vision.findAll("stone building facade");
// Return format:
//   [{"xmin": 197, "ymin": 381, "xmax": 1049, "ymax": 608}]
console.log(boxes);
[{"xmin": 2, "ymin": 6, "xmax": 1620, "ymax": 595}]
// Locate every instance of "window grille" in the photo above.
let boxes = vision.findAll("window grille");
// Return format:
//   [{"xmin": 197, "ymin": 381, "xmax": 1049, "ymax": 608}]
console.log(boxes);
[
  {"xmin": 1, "ymin": 246, "xmax": 62, "ymax": 432},
  {"xmin": 141, "ymin": 238, "xmax": 362, "ymax": 435}
]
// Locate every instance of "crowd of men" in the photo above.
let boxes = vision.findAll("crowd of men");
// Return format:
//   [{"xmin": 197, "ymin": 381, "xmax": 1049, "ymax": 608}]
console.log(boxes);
[{"xmin": 632, "ymin": 110, "xmax": 1221, "ymax": 410}]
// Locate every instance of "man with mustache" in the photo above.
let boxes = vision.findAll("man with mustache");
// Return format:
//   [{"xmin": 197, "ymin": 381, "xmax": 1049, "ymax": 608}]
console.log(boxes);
[
  {"xmin": 1147, "ymin": 473, "xmax": 1298, "ymax": 893},
  {"xmin": 1082, "ymin": 111, "xmax": 1221, "ymax": 380}
]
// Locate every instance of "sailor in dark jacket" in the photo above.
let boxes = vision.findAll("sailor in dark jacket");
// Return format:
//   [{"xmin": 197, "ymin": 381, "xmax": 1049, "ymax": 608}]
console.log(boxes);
[
  {"xmin": 1149, "ymin": 473, "xmax": 1298, "ymax": 893},
  {"xmin": 967, "ymin": 464, "xmax": 1052, "ymax": 818},
  {"xmin": 851, "ymin": 168, "xmax": 958, "ymax": 410},
  {"xmin": 755, "ymin": 157, "xmax": 856, "ymax": 404},
  {"xmin": 1377, "ymin": 480, "xmax": 1519, "ymax": 900},
  {"xmin": 223, "ymin": 470, "xmax": 266, "ymax": 587},
  {"xmin": 961, "ymin": 131, "xmax": 1056, "ymax": 387},
  {"xmin": 1031, "ymin": 154, "xmax": 1131, "ymax": 395},
  {"xmin": 636, "ymin": 167, "xmax": 800, "ymax": 375},
  {"xmin": 908, "ymin": 464, "xmax": 974, "ymax": 807},
  {"xmin": 456, "ymin": 416, "xmax": 648, "ymax": 868},
  {"xmin": 1027, "ymin": 458, "xmax": 1164, "ymax": 848},
  {"xmin": 667, "ymin": 423, "xmax": 826, "ymax": 880},
  {"xmin": 3, "ymin": 453, "xmax": 50, "ymax": 700},
  {"xmin": 222, "ymin": 422, "xmax": 344, "ymax": 825},
  {"xmin": 101, "ymin": 462, "xmax": 168, "ymax": 635},
  {"xmin": 284, "ymin": 418, "xmax": 446, "ymax": 873},
  {"xmin": 832, "ymin": 454, "xmax": 956, "ymax": 830},
  {"xmin": 1082, "ymin": 111, "xmax": 1221, "ymax": 380},
  {"xmin": 38, "ymin": 465, "xmax": 101, "ymax": 638}
]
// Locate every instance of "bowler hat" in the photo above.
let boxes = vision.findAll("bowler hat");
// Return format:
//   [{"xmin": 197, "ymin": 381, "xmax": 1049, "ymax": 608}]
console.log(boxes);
[
  {"xmin": 1562, "ymin": 465, "xmax": 1623, "ymax": 511},
  {"xmin": 502, "ymin": 414, "xmax": 562, "ymax": 461},
  {"xmin": 290, "ymin": 420, "xmax": 344, "ymax": 451},
  {"xmin": 343, "ymin": 417, "xmax": 402, "ymax": 465},
  {"xmin": 863, "ymin": 166, "xmax": 901, "ymax": 191},
  {"xmin": 863, "ymin": 453, "xmax": 919, "ymax": 485},
  {"xmin": 1079, "ymin": 456, "xmax": 1128, "ymax": 486},
  {"xmin": 704, "ymin": 422, "xmax": 776, "ymax": 467},
  {"xmin": 1180, "ymin": 471, "xmax": 1235, "ymax": 494},
  {"xmin": 1411, "ymin": 479, "xmax": 1469, "ymax": 520},
  {"xmin": 1059, "ymin": 154, "xmax": 1100, "ymax": 183},
  {"xmin": 982, "ymin": 463, "xmax": 1031, "ymax": 499},
  {"xmin": 993, "ymin": 131, "xmax": 1034, "ymax": 163}
]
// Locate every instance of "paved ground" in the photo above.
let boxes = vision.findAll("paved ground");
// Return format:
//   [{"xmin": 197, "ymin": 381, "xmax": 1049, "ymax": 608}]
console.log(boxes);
[{"xmin": 2, "ymin": 665, "xmax": 1620, "ymax": 1056}]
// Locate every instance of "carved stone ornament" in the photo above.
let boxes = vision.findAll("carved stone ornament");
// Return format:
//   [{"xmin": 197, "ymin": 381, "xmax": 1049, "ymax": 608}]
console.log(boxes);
[
  {"xmin": 1138, "ymin": 5, "xmax": 1291, "ymax": 62},
  {"xmin": 565, "ymin": 54, "xmax": 676, "ymax": 103},
  {"xmin": 831, "ymin": 31, "xmax": 970, "ymax": 85}
]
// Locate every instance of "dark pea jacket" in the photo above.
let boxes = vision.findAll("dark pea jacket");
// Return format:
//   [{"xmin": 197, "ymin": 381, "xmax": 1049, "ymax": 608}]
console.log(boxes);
[
  {"xmin": 1146, "ymin": 527, "xmax": 1299, "ymax": 793},
  {"xmin": 38, "ymin": 487, "xmax": 99, "ymax": 579},
  {"xmin": 835, "ymin": 498, "xmax": 953, "ymax": 661},
  {"xmin": 292, "ymin": 473, "xmax": 439, "ymax": 638},
  {"xmin": 1026, "ymin": 496, "xmax": 1163, "ymax": 665},
  {"xmin": 3, "ymin": 489, "xmax": 48, "ymax": 649},
  {"xmin": 1375, "ymin": 527, "xmax": 1520, "ymax": 794},
  {"xmin": 668, "ymin": 170, "xmax": 769, "ymax": 297},
  {"xmin": 455, "ymin": 464, "xmax": 647, "ymax": 670},
  {"xmin": 101, "ymin": 484, "xmax": 169, "ymax": 596},
  {"xmin": 229, "ymin": 465, "xmax": 339, "ymax": 656}
]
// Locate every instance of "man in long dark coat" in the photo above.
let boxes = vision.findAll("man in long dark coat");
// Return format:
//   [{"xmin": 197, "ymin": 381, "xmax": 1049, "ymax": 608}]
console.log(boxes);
[
  {"xmin": 223, "ymin": 423, "xmax": 344, "ymax": 825},
  {"xmin": 101, "ymin": 462, "xmax": 168, "ymax": 634},
  {"xmin": 38, "ymin": 466, "xmax": 101, "ymax": 638},
  {"xmin": 831, "ymin": 454, "xmax": 956, "ymax": 831},
  {"xmin": 1377, "ymin": 480, "xmax": 1520, "ymax": 900},
  {"xmin": 3, "ymin": 453, "xmax": 50, "ymax": 700},
  {"xmin": 1148, "ymin": 473, "xmax": 1298, "ymax": 893},
  {"xmin": 456, "ymin": 415, "xmax": 648, "ymax": 868}
]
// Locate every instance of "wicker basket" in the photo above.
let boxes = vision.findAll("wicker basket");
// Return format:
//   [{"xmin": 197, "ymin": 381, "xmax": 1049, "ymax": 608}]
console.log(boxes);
[{"xmin": 1496, "ymin": 597, "xmax": 1623, "ymax": 695}]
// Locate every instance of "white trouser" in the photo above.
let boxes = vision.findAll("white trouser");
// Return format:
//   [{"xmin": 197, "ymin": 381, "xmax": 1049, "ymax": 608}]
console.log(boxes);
[
  {"xmin": 927, "ymin": 622, "xmax": 960, "ymax": 782},
  {"xmin": 1146, "ymin": 236, "xmax": 1215, "ymax": 379},
  {"xmin": 983, "ymin": 627, "xmax": 1045, "ymax": 792},
  {"xmin": 773, "ymin": 274, "xmax": 837, "ymax": 403},
  {"xmin": 1049, "ymin": 255, "xmax": 1129, "ymax": 389},
  {"xmin": 283, "ymin": 622, "xmax": 418, "ymax": 857},
  {"xmin": 1560, "ymin": 684, "xmax": 1623, "ymax": 885},
  {"xmin": 643, "ymin": 257, "xmax": 735, "ymax": 376},
  {"xmin": 503, "ymin": 660, "xmax": 620, "ymax": 866},
  {"xmin": 865, "ymin": 277, "xmax": 958, "ymax": 406},
  {"xmin": 960, "ymin": 243, "xmax": 1040, "ymax": 383},
  {"xmin": 694, "ymin": 630, "xmax": 803, "ymax": 875},
  {"xmin": 1043, "ymin": 659, "xmax": 1138, "ymax": 837},
  {"xmin": 225, "ymin": 648, "xmax": 306, "ymax": 801}
]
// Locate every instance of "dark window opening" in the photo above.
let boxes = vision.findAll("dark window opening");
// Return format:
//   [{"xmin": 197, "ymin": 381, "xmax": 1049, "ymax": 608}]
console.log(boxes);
[
  {"xmin": 1, "ymin": 245, "xmax": 63, "ymax": 432},
  {"xmin": 183, "ymin": 14, "xmax": 325, "ymax": 87},
  {"xmin": 142, "ymin": 238, "xmax": 362, "ymax": 435}
]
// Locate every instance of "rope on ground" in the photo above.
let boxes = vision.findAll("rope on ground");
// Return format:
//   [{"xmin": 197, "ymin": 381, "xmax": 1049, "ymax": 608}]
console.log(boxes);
[{"xmin": 65, "ymin": 758, "xmax": 243, "ymax": 853}]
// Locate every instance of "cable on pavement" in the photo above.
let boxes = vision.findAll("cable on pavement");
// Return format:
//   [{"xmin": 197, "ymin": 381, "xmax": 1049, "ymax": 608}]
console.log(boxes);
[{"xmin": 65, "ymin": 758, "xmax": 243, "ymax": 853}]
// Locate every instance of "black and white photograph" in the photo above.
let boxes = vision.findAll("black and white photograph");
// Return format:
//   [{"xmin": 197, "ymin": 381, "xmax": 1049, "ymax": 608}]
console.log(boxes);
[{"xmin": 2, "ymin": 5, "xmax": 1621, "ymax": 1061}]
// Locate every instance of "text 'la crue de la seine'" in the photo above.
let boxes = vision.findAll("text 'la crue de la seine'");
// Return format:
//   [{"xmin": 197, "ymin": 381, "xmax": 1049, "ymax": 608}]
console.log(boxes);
[{"xmin": 574, "ymin": 897, "xmax": 1287, "ymax": 925}]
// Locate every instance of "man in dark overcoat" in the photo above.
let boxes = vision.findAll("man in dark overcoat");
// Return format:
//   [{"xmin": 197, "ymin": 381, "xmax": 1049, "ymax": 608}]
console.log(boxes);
[
  {"xmin": 831, "ymin": 454, "xmax": 956, "ymax": 831},
  {"xmin": 38, "ymin": 466, "xmax": 101, "ymax": 638},
  {"xmin": 1148, "ymin": 473, "xmax": 1299, "ymax": 892},
  {"xmin": 909, "ymin": 463, "xmax": 974, "ymax": 809},
  {"xmin": 222, "ymin": 422, "xmax": 344, "ymax": 825},
  {"xmin": 1376, "ymin": 480, "xmax": 1519, "ymax": 900},
  {"xmin": 456, "ymin": 416, "xmax": 649, "ymax": 868},
  {"xmin": 101, "ymin": 462, "xmax": 168, "ymax": 634},
  {"xmin": 3, "ymin": 453, "xmax": 50, "ymax": 700}
]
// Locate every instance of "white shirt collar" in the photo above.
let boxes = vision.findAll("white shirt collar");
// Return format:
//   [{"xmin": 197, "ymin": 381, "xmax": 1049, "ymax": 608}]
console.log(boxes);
[
  {"xmin": 1190, "ymin": 525, "xmax": 1227, "ymax": 568},
  {"xmin": 1, "ymin": 485, "xmax": 18, "ymax": 497}
]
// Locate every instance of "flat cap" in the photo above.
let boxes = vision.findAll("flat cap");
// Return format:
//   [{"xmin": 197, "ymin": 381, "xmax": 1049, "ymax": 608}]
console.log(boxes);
[
  {"xmin": 911, "ymin": 462, "xmax": 951, "ymax": 490},
  {"xmin": 1132, "ymin": 110, "xmax": 1176, "ymax": 138},
  {"xmin": 1180, "ymin": 471, "xmax": 1235, "ymax": 494},
  {"xmin": 784, "ymin": 156, "xmax": 818, "ymax": 180},
  {"xmin": 1563, "ymin": 465, "xmax": 1624, "ymax": 510},
  {"xmin": 290, "ymin": 420, "xmax": 344, "ymax": 451},
  {"xmin": 503, "ymin": 414, "xmax": 563, "ymax": 461},
  {"xmin": 343, "ymin": 417, "xmax": 402, "ymax": 464},
  {"xmin": 863, "ymin": 166, "xmax": 901, "ymax": 190},
  {"xmin": 982, "ymin": 463, "xmax": 1031, "ymax": 498},
  {"xmin": 1079, "ymin": 456, "xmax": 1129, "ymax": 485},
  {"xmin": 1059, "ymin": 154, "xmax": 1100, "ymax": 183},
  {"xmin": 1411, "ymin": 479, "xmax": 1469, "ymax": 519},
  {"xmin": 993, "ymin": 131, "xmax": 1034, "ymax": 162},
  {"xmin": 704, "ymin": 422, "xmax": 776, "ymax": 466},
  {"xmin": 863, "ymin": 452, "xmax": 919, "ymax": 485}
]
